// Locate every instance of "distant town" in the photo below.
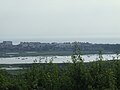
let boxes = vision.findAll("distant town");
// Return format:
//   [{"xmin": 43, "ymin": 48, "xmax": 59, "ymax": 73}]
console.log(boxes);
[{"xmin": 0, "ymin": 41, "xmax": 120, "ymax": 57}]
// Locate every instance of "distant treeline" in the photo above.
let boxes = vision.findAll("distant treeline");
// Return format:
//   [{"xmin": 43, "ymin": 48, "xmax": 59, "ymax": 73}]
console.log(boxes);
[{"xmin": 0, "ymin": 41, "xmax": 120, "ymax": 54}]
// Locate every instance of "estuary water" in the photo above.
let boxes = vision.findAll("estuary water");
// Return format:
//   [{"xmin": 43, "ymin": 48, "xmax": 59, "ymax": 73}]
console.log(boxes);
[{"xmin": 0, "ymin": 54, "xmax": 118, "ymax": 64}]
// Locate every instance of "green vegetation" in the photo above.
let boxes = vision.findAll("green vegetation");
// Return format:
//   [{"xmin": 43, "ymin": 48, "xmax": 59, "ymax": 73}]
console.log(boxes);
[
  {"xmin": 0, "ymin": 43, "xmax": 120, "ymax": 90},
  {"xmin": 0, "ymin": 61, "xmax": 116, "ymax": 89},
  {"xmin": 0, "ymin": 52, "xmax": 120, "ymax": 90}
]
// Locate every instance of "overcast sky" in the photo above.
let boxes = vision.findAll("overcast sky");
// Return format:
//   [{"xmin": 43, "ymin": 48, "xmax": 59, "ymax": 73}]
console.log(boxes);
[{"xmin": 0, "ymin": 0, "xmax": 120, "ymax": 43}]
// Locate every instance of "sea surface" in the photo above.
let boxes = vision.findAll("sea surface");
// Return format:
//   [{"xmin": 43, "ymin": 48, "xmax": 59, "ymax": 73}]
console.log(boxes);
[{"xmin": 0, "ymin": 54, "xmax": 118, "ymax": 64}]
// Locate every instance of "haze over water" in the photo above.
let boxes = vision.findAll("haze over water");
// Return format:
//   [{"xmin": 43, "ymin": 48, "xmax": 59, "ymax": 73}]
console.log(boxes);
[{"xmin": 0, "ymin": 0, "xmax": 120, "ymax": 43}]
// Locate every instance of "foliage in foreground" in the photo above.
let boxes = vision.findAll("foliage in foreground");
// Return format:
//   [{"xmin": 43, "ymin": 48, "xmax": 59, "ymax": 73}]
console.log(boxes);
[
  {"xmin": 0, "ymin": 57, "xmax": 120, "ymax": 90},
  {"xmin": 0, "ymin": 44, "xmax": 120, "ymax": 90}
]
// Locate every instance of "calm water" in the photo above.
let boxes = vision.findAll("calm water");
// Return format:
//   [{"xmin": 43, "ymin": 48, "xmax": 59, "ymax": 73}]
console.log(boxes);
[{"xmin": 0, "ymin": 54, "xmax": 118, "ymax": 64}]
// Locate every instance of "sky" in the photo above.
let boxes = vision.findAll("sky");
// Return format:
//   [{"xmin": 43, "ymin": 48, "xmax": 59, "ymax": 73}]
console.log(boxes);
[{"xmin": 0, "ymin": 0, "xmax": 120, "ymax": 43}]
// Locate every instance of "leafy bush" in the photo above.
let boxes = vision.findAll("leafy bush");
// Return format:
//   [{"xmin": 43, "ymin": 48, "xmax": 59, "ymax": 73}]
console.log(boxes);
[{"xmin": 0, "ymin": 45, "xmax": 120, "ymax": 90}]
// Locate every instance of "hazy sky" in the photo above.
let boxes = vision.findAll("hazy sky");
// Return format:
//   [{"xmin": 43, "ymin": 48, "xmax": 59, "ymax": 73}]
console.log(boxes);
[{"xmin": 0, "ymin": 0, "xmax": 120, "ymax": 43}]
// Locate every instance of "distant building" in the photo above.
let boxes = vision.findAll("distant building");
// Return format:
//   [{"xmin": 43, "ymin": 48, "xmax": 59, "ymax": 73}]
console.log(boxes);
[
  {"xmin": 2, "ymin": 41, "xmax": 12, "ymax": 46},
  {"xmin": 19, "ymin": 42, "xmax": 29, "ymax": 47}
]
